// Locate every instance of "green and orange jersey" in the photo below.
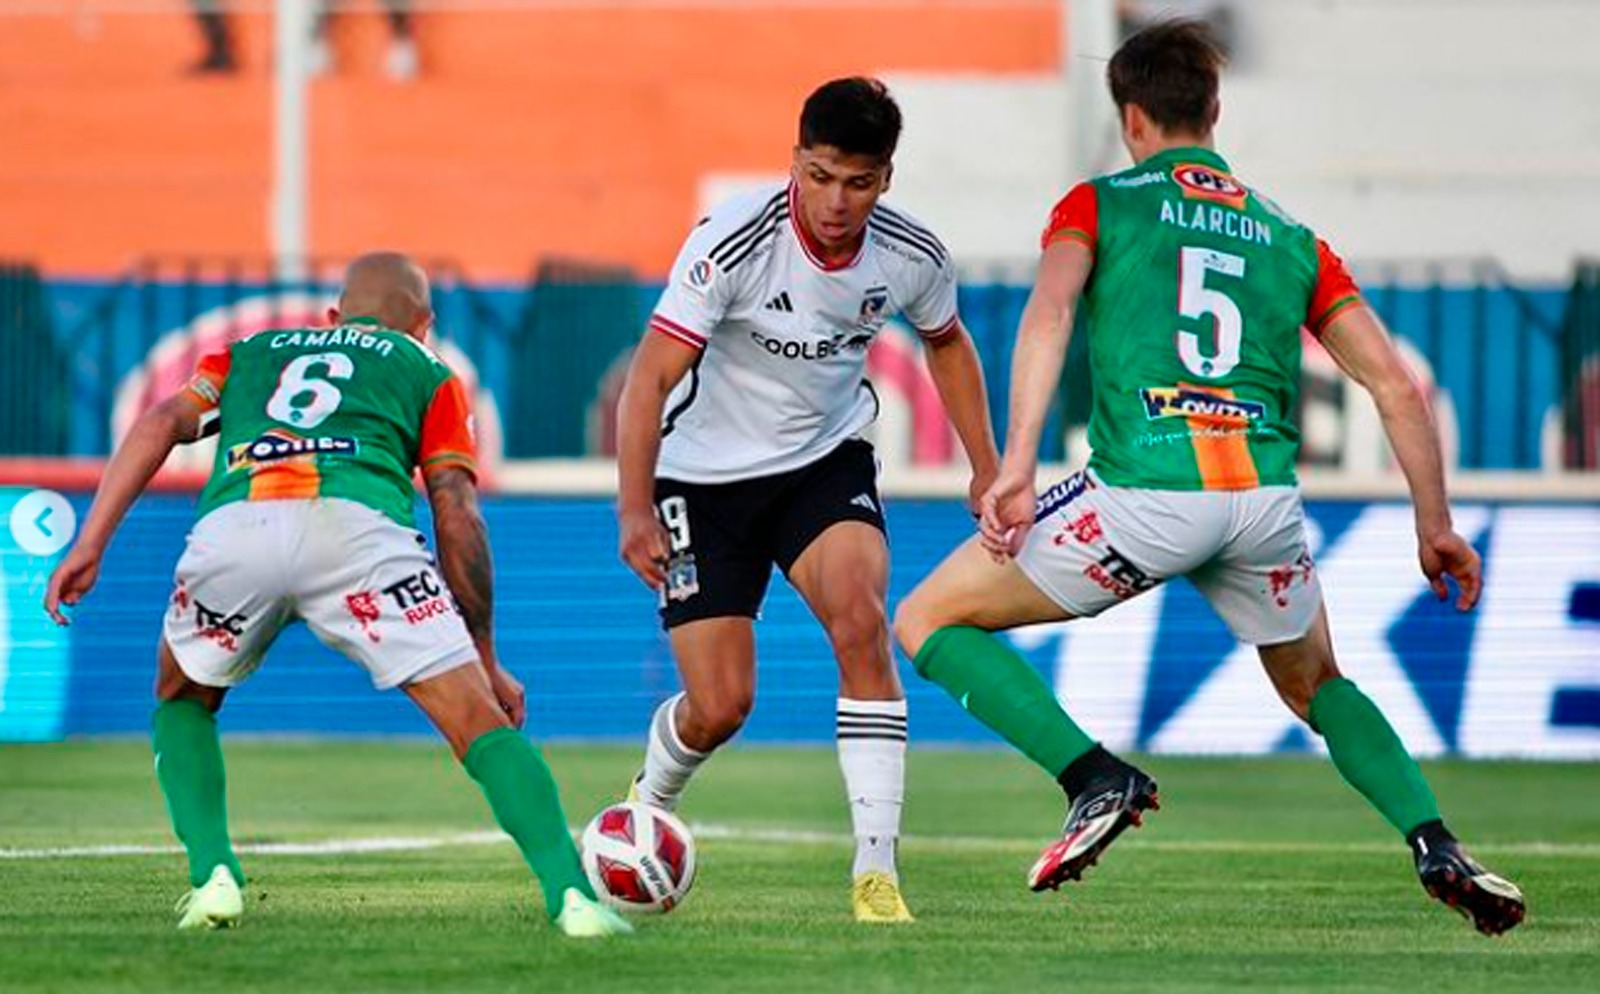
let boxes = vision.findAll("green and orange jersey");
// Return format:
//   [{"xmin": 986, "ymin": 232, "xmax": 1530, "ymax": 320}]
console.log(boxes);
[
  {"xmin": 182, "ymin": 317, "xmax": 477, "ymax": 528},
  {"xmin": 1043, "ymin": 146, "xmax": 1363, "ymax": 491}
]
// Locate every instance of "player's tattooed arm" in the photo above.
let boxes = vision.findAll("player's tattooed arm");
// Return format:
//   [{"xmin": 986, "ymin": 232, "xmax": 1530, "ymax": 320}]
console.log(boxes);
[{"xmin": 424, "ymin": 465, "xmax": 496, "ymax": 654}]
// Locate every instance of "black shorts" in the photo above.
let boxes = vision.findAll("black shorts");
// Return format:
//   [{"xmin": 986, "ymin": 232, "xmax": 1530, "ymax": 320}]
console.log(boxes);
[{"xmin": 654, "ymin": 439, "xmax": 887, "ymax": 629}]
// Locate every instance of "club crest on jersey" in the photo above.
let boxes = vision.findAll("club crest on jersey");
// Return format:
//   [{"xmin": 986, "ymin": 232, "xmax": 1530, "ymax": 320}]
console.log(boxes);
[
  {"xmin": 685, "ymin": 257, "xmax": 718, "ymax": 292},
  {"xmin": 226, "ymin": 430, "xmax": 358, "ymax": 472},
  {"xmin": 1141, "ymin": 386, "xmax": 1265, "ymax": 424},
  {"xmin": 1173, "ymin": 163, "xmax": 1248, "ymax": 209},
  {"xmin": 858, "ymin": 286, "xmax": 889, "ymax": 329}
]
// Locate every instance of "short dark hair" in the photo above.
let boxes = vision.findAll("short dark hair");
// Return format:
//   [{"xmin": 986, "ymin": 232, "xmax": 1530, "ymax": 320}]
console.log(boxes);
[
  {"xmin": 798, "ymin": 77, "xmax": 902, "ymax": 162},
  {"xmin": 1107, "ymin": 19, "xmax": 1224, "ymax": 135}
]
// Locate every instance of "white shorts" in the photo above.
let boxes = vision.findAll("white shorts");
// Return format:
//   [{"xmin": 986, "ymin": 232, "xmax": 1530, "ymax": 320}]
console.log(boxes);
[
  {"xmin": 1017, "ymin": 470, "xmax": 1322, "ymax": 645},
  {"xmin": 163, "ymin": 499, "xmax": 478, "ymax": 690}
]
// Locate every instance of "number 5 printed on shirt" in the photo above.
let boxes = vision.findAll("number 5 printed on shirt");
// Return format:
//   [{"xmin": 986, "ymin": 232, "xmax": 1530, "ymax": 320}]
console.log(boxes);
[{"xmin": 1177, "ymin": 246, "xmax": 1245, "ymax": 379}]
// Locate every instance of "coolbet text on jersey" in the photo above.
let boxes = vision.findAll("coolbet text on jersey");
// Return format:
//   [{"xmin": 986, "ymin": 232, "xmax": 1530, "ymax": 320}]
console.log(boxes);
[
  {"xmin": 648, "ymin": 182, "xmax": 960, "ymax": 483},
  {"xmin": 1044, "ymin": 146, "xmax": 1362, "ymax": 491}
]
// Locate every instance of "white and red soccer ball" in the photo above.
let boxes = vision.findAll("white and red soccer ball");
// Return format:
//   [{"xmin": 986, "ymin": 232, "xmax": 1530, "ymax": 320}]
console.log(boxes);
[{"xmin": 580, "ymin": 802, "xmax": 696, "ymax": 914}]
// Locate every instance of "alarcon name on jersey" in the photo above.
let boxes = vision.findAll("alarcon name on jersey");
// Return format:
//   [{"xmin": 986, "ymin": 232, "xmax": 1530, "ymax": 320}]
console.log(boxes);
[{"xmin": 1042, "ymin": 147, "xmax": 1363, "ymax": 492}]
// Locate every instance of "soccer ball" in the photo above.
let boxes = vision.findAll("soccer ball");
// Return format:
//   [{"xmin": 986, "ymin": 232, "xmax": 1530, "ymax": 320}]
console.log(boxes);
[{"xmin": 580, "ymin": 802, "xmax": 697, "ymax": 914}]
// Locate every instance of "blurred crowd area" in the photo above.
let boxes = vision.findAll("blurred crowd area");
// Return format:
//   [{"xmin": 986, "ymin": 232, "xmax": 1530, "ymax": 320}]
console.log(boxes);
[{"xmin": 1, "ymin": 2, "xmax": 1596, "ymax": 470}]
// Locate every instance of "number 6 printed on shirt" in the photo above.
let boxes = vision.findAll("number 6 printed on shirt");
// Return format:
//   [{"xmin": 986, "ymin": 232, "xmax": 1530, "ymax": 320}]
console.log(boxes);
[
  {"xmin": 1176, "ymin": 246, "xmax": 1245, "ymax": 379},
  {"xmin": 266, "ymin": 352, "xmax": 355, "ymax": 429}
]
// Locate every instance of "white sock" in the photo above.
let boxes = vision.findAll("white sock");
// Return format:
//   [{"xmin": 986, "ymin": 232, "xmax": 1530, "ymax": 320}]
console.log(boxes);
[
  {"xmin": 837, "ymin": 697, "xmax": 907, "ymax": 879},
  {"xmin": 636, "ymin": 693, "xmax": 708, "ymax": 812}
]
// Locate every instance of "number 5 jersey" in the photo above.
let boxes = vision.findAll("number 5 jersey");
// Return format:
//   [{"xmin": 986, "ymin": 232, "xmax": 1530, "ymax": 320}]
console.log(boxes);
[{"xmin": 1046, "ymin": 146, "xmax": 1363, "ymax": 491}]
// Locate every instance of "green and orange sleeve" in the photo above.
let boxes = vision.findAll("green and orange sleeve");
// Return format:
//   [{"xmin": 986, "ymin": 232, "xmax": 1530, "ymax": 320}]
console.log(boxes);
[
  {"xmin": 1040, "ymin": 182, "xmax": 1098, "ymax": 252},
  {"xmin": 418, "ymin": 374, "xmax": 478, "ymax": 479},
  {"xmin": 1307, "ymin": 238, "xmax": 1364, "ymax": 336}
]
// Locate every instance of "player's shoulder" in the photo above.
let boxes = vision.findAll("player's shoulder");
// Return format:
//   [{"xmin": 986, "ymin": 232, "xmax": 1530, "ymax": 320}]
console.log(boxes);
[
  {"xmin": 686, "ymin": 182, "xmax": 792, "ymax": 271},
  {"xmin": 866, "ymin": 199, "xmax": 951, "ymax": 270},
  {"xmin": 1240, "ymin": 180, "xmax": 1311, "ymax": 234},
  {"xmin": 1090, "ymin": 159, "xmax": 1170, "ymax": 196}
]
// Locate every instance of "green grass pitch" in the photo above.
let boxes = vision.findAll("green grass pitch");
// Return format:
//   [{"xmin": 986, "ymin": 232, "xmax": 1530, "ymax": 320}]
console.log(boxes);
[{"xmin": 1, "ymin": 741, "xmax": 1596, "ymax": 992}]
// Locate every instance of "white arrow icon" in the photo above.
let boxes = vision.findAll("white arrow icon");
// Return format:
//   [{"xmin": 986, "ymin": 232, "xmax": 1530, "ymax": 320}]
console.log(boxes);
[{"xmin": 9, "ymin": 490, "xmax": 76, "ymax": 557}]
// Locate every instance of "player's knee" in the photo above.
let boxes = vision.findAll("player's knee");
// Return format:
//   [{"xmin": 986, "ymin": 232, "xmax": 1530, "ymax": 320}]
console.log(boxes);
[
  {"xmin": 441, "ymin": 700, "xmax": 511, "ymax": 759},
  {"xmin": 154, "ymin": 668, "xmax": 225, "ymax": 711},
  {"xmin": 1274, "ymin": 667, "xmax": 1336, "ymax": 725},
  {"xmin": 685, "ymin": 691, "xmax": 753, "ymax": 747},
  {"xmin": 827, "ymin": 599, "xmax": 888, "ymax": 663}
]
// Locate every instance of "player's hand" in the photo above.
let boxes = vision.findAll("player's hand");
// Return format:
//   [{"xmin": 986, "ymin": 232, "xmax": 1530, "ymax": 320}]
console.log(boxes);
[
  {"xmin": 43, "ymin": 544, "xmax": 102, "ymax": 626},
  {"xmin": 618, "ymin": 506, "xmax": 671, "ymax": 589},
  {"xmin": 978, "ymin": 467, "xmax": 1037, "ymax": 562},
  {"xmin": 487, "ymin": 663, "xmax": 527, "ymax": 729},
  {"xmin": 1419, "ymin": 529, "xmax": 1481, "ymax": 611}
]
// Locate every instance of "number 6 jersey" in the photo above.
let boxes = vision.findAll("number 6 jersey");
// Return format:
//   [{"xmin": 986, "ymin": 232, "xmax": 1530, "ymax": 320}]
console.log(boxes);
[
  {"xmin": 1046, "ymin": 146, "xmax": 1362, "ymax": 491},
  {"xmin": 181, "ymin": 316, "xmax": 477, "ymax": 527}
]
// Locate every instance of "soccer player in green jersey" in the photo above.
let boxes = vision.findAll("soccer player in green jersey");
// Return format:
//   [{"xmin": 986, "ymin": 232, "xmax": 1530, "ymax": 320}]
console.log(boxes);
[
  {"xmin": 44, "ymin": 253, "xmax": 630, "ymax": 938},
  {"xmin": 892, "ymin": 22, "xmax": 1524, "ymax": 936}
]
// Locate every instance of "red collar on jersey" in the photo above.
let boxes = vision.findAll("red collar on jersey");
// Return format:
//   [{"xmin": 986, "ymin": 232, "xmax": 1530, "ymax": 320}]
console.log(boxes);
[{"xmin": 787, "ymin": 182, "xmax": 867, "ymax": 272}]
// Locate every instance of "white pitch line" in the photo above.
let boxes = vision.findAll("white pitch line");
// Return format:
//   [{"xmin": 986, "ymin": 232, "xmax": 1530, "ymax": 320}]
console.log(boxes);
[{"xmin": 3, "ymin": 825, "xmax": 1598, "ymax": 861}]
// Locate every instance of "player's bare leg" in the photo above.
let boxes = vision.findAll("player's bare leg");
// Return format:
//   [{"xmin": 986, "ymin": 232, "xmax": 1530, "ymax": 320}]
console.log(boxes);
[
  {"xmin": 632, "ymin": 617, "xmax": 755, "ymax": 810},
  {"xmin": 405, "ymin": 663, "xmax": 630, "ymax": 937},
  {"xmin": 153, "ymin": 640, "xmax": 245, "ymax": 930},
  {"xmin": 789, "ymin": 522, "xmax": 911, "ymax": 922},
  {"xmin": 1258, "ymin": 604, "xmax": 1524, "ymax": 935},
  {"xmin": 894, "ymin": 537, "xmax": 1159, "ymax": 893}
]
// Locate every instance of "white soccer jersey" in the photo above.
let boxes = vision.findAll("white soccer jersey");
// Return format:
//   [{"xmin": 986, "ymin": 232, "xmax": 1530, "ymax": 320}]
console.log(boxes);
[{"xmin": 650, "ymin": 182, "xmax": 960, "ymax": 483}]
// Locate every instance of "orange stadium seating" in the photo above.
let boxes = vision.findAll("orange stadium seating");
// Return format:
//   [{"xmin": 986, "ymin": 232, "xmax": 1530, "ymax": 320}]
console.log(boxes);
[{"xmin": 0, "ymin": 3, "xmax": 1056, "ymax": 280}]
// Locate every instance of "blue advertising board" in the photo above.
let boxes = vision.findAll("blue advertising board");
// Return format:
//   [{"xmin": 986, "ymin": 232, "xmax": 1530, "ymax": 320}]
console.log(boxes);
[{"xmin": 1, "ymin": 490, "xmax": 1596, "ymax": 757}]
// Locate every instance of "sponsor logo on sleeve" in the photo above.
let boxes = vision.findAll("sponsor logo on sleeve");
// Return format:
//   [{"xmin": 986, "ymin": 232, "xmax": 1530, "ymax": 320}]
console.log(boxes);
[{"xmin": 685, "ymin": 257, "xmax": 717, "ymax": 291}]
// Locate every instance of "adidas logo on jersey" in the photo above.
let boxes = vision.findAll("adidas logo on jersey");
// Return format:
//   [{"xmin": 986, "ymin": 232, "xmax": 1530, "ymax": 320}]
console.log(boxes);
[
  {"xmin": 763, "ymin": 291, "xmax": 794, "ymax": 313},
  {"xmin": 850, "ymin": 493, "xmax": 878, "ymax": 513}
]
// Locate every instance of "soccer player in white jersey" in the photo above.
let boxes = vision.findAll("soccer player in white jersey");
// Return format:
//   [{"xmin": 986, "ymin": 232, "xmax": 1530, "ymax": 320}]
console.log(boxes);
[{"xmin": 615, "ymin": 77, "xmax": 999, "ymax": 923}]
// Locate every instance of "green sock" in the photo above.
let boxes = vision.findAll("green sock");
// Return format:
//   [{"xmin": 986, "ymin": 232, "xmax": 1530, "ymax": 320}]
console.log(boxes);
[
  {"xmin": 463, "ymin": 727, "xmax": 592, "ymax": 917},
  {"xmin": 1309, "ymin": 677, "xmax": 1441, "ymax": 837},
  {"xmin": 151, "ymin": 699, "xmax": 244, "ymax": 888},
  {"xmin": 913, "ymin": 625, "xmax": 1096, "ymax": 778}
]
